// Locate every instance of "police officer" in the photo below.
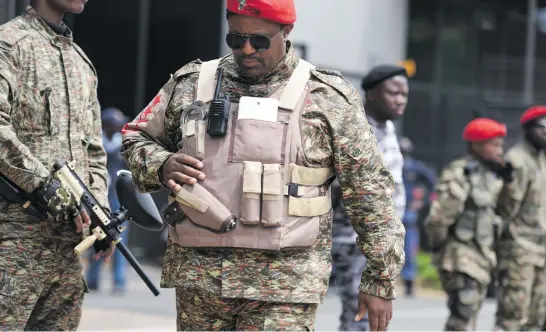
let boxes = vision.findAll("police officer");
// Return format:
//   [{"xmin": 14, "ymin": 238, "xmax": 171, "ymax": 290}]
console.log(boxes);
[
  {"xmin": 0, "ymin": 1, "xmax": 112, "ymax": 330},
  {"xmin": 399, "ymin": 137, "xmax": 436, "ymax": 297},
  {"xmin": 494, "ymin": 106, "xmax": 546, "ymax": 331},
  {"xmin": 425, "ymin": 118, "xmax": 511, "ymax": 331},
  {"xmin": 121, "ymin": 0, "xmax": 405, "ymax": 330}
]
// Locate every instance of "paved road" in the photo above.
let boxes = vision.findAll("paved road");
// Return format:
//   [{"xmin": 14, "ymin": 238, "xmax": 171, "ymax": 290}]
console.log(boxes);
[{"xmin": 79, "ymin": 264, "xmax": 497, "ymax": 331}]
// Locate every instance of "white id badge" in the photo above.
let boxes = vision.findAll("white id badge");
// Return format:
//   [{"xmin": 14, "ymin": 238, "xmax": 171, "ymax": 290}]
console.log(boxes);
[{"xmin": 238, "ymin": 96, "xmax": 278, "ymax": 122}]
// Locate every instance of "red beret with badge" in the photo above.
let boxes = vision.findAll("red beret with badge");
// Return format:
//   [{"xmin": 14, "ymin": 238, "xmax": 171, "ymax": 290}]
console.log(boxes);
[
  {"xmin": 462, "ymin": 118, "xmax": 507, "ymax": 142},
  {"xmin": 520, "ymin": 106, "xmax": 546, "ymax": 125},
  {"xmin": 226, "ymin": 0, "xmax": 297, "ymax": 25}
]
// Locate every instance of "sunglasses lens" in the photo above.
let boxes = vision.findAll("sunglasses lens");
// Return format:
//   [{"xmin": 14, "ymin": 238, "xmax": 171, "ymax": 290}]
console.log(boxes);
[
  {"xmin": 250, "ymin": 35, "xmax": 271, "ymax": 51},
  {"xmin": 226, "ymin": 33, "xmax": 244, "ymax": 50}
]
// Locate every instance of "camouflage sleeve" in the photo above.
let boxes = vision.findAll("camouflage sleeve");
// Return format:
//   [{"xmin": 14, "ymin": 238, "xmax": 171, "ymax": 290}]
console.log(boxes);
[
  {"xmin": 496, "ymin": 156, "xmax": 528, "ymax": 221},
  {"xmin": 120, "ymin": 80, "xmax": 176, "ymax": 193},
  {"xmin": 424, "ymin": 162, "xmax": 469, "ymax": 250},
  {"xmin": 121, "ymin": 62, "xmax": 201, "ymax": 193},
  {"xmin": 86, "ymin": 83, "xmax": 109, "ymax": 210},
  {"xmin": 0, "ymin": 45, "xmax": 50, "ymax": 193},
  {"xmin": 310, "ymin": 71, "xmax": 405, "ymax": 300}
]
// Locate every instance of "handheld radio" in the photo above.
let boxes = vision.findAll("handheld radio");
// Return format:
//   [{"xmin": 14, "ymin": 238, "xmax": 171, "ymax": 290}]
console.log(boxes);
[{"xmin": 206, "ymin": 68, "xmax": 230, "ymax": 137}]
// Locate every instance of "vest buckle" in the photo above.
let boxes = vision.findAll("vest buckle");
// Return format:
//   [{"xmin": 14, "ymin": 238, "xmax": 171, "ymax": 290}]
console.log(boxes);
[{"xmin": 286, "ymin": 183, "xmax": 303, "ymax": 197}]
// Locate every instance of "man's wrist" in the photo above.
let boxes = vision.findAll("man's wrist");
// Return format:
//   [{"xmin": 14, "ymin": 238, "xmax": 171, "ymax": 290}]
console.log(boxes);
[
  {"xmin": 157, "ymin": 153, "xmax": 173, "ymax": 188},
  {"xmin": 359, "ymin": 275, "xmax": 397, "ymax": 300}
]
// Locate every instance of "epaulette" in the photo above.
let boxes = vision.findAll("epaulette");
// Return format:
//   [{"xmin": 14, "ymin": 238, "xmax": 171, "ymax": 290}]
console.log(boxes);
[
  {"xmin": 440, "ymin": 158, "xmax": 467, "ymax": 182},
  {"xmin": 0, "ymin": 17, "xmax": 31, "ymax": 49},
  {"xmin": 172, "ymin": 59, "xmax": 203, "ymax": 80},
  {"xmin": 310, "ymin": 67, "xmax": 357, "ymax": 103},
  {"xmin": 313, "ymin": 68, "xmax": 343, "ymax": 77}
]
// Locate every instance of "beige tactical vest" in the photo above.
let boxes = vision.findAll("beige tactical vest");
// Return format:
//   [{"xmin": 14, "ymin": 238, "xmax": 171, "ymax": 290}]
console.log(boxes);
[
  {"xmin": 167, "ymin": 59, "xmax": 334, "ymax": 251},
  {"xmin": 453, "ymin": 167, "xmax": 502, "ymax": 248}
]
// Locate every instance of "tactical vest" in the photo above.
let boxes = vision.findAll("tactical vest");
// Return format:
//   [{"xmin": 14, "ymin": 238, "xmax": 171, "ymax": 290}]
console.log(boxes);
[
  {"xmin": 167, "ymin": 59, "xmax": 335, "ymax": 250},
  {"xmin": 453, "ymin": 166, "xmax": 502, "ymax": 248}
]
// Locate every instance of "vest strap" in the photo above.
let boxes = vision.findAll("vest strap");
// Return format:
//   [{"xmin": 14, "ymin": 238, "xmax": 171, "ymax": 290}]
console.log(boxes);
[
  {"xmin": 278, "ymin": 59, "xmax": 315, "ymax": 110},
  {"xmin": 196, "ymin": 59, "xmax": 221, "ymax": 103},
  {"xmin": 289, "ymin": 163, "xmax": 334, "ymax": 186},
  {"xmin": 288, "ymin": 196, "xmax": 332, "ymax": 217}
]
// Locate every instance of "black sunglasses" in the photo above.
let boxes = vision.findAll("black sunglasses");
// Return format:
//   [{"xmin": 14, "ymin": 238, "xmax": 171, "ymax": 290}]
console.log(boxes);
[{"xmin": 225, "ymin": 27, "xmax": 282, "ymax": 52}]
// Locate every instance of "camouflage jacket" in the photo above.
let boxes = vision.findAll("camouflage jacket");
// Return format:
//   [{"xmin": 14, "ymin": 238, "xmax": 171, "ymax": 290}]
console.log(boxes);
[
  {"xmin": 497, "ymin": 139, "xmax": 546, "ymax": 267},
  {"xmin": 0, "ymin": 7, "xmax": 108, "ymax": 240},
  {"xmin": 424, "ymin": 156, "xmax": 503, "ymax": 284},
  {"xmin": 332, "ymin": 115, "xmax": 406, "ymax": 244},
  {"xmin": 121, "ymin": 43, "xmax": 405, "ymax": 302}
]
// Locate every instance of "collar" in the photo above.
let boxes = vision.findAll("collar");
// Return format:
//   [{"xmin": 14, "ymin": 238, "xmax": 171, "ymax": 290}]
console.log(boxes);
[{"xmin": 23, "ymin": 6, "xmax": 73, "ymax": 44}]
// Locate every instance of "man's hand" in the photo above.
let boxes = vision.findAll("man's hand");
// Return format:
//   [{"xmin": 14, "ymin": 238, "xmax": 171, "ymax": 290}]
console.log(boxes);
[
  {"xmin": 161, "ymin": 153, "xmax": 206, "ymax": 192},
  {"xmin": 70, "ymin": 208, "xmax": 91, "ymax": 233},
  {"xmin": 356, "ymin": 292, "xmax": 393, "ymax": 331},
  {"xmin": 92, "ymin": 243, "xmax": 115, "ymax": 262}
]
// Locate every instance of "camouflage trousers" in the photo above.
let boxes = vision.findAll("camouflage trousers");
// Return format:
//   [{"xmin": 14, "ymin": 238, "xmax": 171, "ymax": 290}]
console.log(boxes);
[
  {"xmin": 0, "ymin": 237, "xmax": 86, "ymax": 331},
  {"xmin": 494, "ymin": 261, "xmax": 546, "ymax": 331},
  {"xmin": 439, "ymin": 270, "xmax": 487, "ymax": 331},
  {"xmin": 175, "ymin": 286, "xmax": 318, "ymax": 331},
  {"xmin": 331, "ymin": 242, "xmax": 368, "ymax": 331}
]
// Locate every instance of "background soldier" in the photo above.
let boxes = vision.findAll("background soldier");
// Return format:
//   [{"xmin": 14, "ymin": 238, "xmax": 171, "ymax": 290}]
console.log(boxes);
[
  {"xmin": 121, "ymin": 0, "xmax": 405, "ymax": 330},
  {"xmin": 495, "ymin": 106, "xmax": 546, "ymax": 331},
  {"xmin": 425, "ymin": 118, "xmax": 510, "ymax": 331},
  {"xmin": 331, "ymin": 64, "xmax": 408, "ymax": 331},
  {"xmin": 0, "ymin": 0, "xmax": 112, "ymax": 330}
]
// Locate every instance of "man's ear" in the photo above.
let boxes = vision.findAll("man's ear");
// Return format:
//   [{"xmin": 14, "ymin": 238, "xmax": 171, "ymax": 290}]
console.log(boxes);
[{"xmin": 282, "ymin": 24, "xmax": 294, "ymax": 38}]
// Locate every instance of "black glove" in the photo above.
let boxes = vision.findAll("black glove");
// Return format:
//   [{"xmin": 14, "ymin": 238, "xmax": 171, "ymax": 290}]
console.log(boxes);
[
  {"xmin": 30, "ymin": 176, "xmax": 80, "ymax": 218},
  {"xmin": 496, "ymin": 162, "xmax": 514, "ymax": 183},
  {"xmin": 93, "ymin": 237, "xmax": 113, "ymax": 253}
]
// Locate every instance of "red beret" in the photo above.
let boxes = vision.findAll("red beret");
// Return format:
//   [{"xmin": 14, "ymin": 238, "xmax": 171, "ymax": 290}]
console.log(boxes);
[
  {"xmin": 520, "ymin": 106, "xmax": 546, "ymax": 125},
  {"xmin": 462, "ymin": 118, "xmax": 507, "ymax": 142},
  {"xmin": 226, "ymin": 0, "xmax": 296, "ymax": 25}
]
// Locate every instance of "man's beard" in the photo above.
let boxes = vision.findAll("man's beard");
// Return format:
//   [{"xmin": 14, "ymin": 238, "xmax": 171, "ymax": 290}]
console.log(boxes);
[{"xmin": 525, "ymin": 132, "xmax": 546, "ymax": 150}]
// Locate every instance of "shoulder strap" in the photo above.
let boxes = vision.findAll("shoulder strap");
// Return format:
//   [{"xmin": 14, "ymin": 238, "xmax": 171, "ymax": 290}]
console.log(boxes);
[
  {"xmin": 278, "ymin": 59, "xmax": 315, "ymax": 110},
  {"xmin": 195, "ymin": 59, "xmax": 221, "ymax": 103}
]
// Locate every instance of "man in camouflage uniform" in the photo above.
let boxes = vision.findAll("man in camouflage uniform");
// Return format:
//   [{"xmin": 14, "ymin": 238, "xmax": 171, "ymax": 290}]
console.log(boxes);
[
  {"xmin": 331, "ymin": 65, "xmax": 408, "ymax": 331},
  {"xmin": 0, "ymin": 1, "xmax": 111, "ymax": 330},
  {"xmin": 425, "ymin": 118, "xmax": 512, "ymax": 331},
  {"xmin": 121, "ymin": 0, "xmax": 405, "ymax": 330},
  {"xmin": 494, "ymin": 106, "xmax": 546, "ymax": 331}
]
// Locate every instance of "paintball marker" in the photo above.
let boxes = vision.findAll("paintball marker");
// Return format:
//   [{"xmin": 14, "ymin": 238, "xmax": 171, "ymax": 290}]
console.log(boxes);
[{"xmin": 52, "ymin": 161, "xmax": 163, "ymax": 296}]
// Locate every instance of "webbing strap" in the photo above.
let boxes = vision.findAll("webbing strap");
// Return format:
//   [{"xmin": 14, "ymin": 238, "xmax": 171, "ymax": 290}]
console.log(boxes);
[
  {"xmin": 195, "ymin": 59, "xmax": 221, "ymax": 103},
  {"xmin": 278, "ymin": 59, "xmax": 315, "ymax": 110}
]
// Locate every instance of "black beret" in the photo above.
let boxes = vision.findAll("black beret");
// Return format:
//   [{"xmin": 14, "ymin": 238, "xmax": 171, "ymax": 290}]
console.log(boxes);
[{"xmin": 361, "ymin": 65, "xmax": 407, "ymax": 91}]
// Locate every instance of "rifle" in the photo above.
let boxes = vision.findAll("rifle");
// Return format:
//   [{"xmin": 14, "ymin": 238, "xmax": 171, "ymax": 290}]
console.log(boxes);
[{"xmin": 51, "ymin": 161, "xmax": 163, "ymax": 296}]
